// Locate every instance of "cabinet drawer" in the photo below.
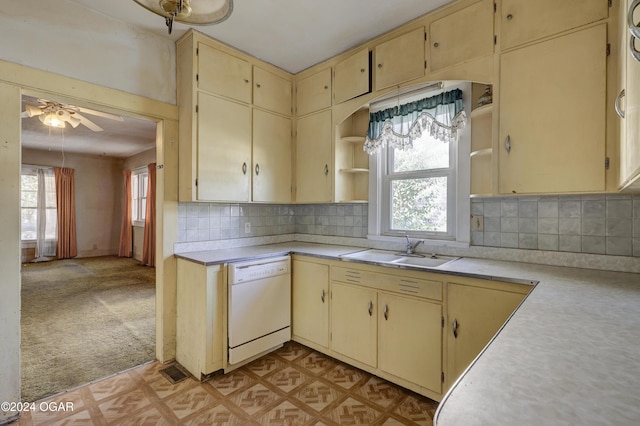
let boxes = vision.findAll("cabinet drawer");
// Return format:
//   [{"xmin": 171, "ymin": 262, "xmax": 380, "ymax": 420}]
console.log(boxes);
[{"xmin": 332, "ymin": 266, "xmax": 442, "ymax": 301}]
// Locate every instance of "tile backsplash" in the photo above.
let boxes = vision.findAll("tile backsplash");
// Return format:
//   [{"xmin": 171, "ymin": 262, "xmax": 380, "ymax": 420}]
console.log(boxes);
[
  {"xmin": 471, "ymin": 194, "xmax": 640, "ymax": 257},
  {"xmin": 177, "ymin": 202, "xmax": 367, "ymax": 243}
]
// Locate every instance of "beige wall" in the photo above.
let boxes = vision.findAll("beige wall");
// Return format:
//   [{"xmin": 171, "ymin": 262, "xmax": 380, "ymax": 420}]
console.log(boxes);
[
  {"xmin": 22, "ymin": 148, "xmax": 124, "ymax": 258},
  {"xmin": 124, "ymin": 148, "xmax": 157, "ymax": 171}
]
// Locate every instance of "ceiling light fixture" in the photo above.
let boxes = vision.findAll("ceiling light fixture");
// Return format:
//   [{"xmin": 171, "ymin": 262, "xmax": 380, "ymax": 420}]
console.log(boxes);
[{"xmin": 133, "ymin": 0, "xmax": 233, "ymax": 34}]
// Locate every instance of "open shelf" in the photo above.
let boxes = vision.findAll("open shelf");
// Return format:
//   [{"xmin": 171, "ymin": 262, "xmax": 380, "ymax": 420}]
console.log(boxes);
[
  {"xmin": 340, "ymin": 168, "xmax": 369, "ymax": 173},
  {"xmin": 340, "ymin": 136, "xmax": 366, "ymax": 144},
  {"xmin": 336, "ymin": 108, "xmax": 370, "ymax": 203}
]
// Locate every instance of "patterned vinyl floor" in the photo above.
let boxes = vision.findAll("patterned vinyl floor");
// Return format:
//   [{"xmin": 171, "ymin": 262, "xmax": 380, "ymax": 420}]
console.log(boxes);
[{"xmin": 16, "ymin": 341, "xmax": 439, "ymax": 425}]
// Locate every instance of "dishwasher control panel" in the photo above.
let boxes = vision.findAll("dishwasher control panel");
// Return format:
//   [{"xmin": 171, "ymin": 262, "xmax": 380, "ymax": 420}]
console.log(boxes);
[{"xmin": 229, "ymin": 256, "xmax": 290, "ymax": 283}]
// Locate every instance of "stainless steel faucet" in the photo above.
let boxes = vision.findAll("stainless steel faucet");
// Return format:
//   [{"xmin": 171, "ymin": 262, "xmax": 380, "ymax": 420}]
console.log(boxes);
[{"xmin": 405, "ymin": 235, "xmax": 424, "ymax": 255}]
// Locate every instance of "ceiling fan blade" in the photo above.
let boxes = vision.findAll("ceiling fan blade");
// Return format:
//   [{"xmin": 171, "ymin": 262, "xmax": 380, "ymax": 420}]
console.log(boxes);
[
  {"xmin": 76, "ymin": 106, "xmax": 124, "ymax": 121},
  {"xmin": 75, "ymin": 113, "xmax": 104, "ymax": 132}
]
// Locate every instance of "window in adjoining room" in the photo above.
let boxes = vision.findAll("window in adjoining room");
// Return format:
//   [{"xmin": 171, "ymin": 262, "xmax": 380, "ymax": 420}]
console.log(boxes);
[{"xmin": 131, "ymin": 167, "xmax": 148, "ymax": 226}]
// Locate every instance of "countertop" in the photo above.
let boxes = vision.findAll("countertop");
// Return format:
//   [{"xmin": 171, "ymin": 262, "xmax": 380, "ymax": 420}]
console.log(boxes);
[{"xmin": 176, "ymin": 242, "xmax": 640, "ymax": 425}]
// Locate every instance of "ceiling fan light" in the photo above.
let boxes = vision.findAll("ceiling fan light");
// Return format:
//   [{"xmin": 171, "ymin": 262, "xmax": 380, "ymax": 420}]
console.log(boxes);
[
  {"xmin": 25, "ymin": 104, "xmax": 44, "ymax": 118},
  {"xmin": 41, "ymin": 112, "xmax": 66, "ymax": 128},
  {"xmin": 133, "ymin": 0, "xmax": 233, "ymax": 27}
]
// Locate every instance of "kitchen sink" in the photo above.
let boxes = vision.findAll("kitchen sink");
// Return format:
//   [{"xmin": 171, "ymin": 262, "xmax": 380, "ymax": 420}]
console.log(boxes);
[{"xmin": 341, "ymin": 249, "xmax": 459, "ymax": 269}]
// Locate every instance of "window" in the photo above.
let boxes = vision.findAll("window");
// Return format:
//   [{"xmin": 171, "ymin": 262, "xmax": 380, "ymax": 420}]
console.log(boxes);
[
  {"xmin": 131, "ymin": 168, "xmax": 148, "ymax": 226},
  {"xmin": 21, "ymin": 167, "xmax": 57, "ymax": 241},
  {"xmin": 368, "ymin": 83, "xmax": 471, "ymax": 244}
]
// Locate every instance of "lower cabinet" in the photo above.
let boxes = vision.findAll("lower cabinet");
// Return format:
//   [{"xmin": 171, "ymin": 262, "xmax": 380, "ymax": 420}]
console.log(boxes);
[
  {"xmin": 176, "ymin": 259, "xmax": 224, "ymax": 380},
  {"xmin": 445, "ymin": 277, "xmax": 529, "ymax": 389},
  {"xmin": 291, "ymin": 256, "xmax": 330, "ymax": 349}
]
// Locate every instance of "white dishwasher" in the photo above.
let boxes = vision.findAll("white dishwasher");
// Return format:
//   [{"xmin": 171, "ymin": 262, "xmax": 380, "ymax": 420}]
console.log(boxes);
[{"xmin": 227, "ymin": 256, "xmax": 291, "ymax": 366}]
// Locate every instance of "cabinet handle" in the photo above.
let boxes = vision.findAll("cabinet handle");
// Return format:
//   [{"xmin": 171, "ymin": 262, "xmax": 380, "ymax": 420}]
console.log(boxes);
[
  {"xmin": 360, "ymin": 68, "xmax": 365, "ymax": 73},
  {"xmin": 324, "ymin": 164, "xmax": 329, "ymax": 176},
  {"xmin": 368, "ymin": 300, "xmax": 373, "ymax": 316},
  {"xmin": 506, "ymin": 13, "xmax": 513, "ymax": 20},
  {"xmin": 242, "ymin": 162, "xmax": 247, "ymax": 175},
  {"xmin": 628, "ymin": 0, "xmax": 640, "ymax": 39},
  {"xmin": 324, "ymin": 85, "xmax": 328, "ymax": 90},
  {"xmin": 244, "ymin": 79, "xmax": 249, "ymax": 83},
  {"xmin": 255, "ymin": 163, "xmax": 260, "ymax": 176},
  {"xmin": 383, "ymin": 304, "xmax": 389, "ymax": 320},
  {"xmin": 433, "ymin": 42, "xmax": 439, "ymax": 48},
  {"xmin": 615, "ymin": 89, "xmax": 626, "ymax": 119},
  {"xmin": 256, "ymin": 83, "xmax": 261, "ymax": 88},
  {"xmin": 377, "ymin": 63, "xmax": 383, "ymax": 68},
  {"xmin": 321, "ymin": 289, "xmax": 325, "ymax": 303},
  {"xmin": 631, "ymin": 34, "xmax": 640, "ymax": 63},
  {"xmin": 452, "ymin": 319, "xmax": 458, "ymax": 338},
  {"xmin": 505, "ymin": 135, "xmax": 511, "ymax": 154}
]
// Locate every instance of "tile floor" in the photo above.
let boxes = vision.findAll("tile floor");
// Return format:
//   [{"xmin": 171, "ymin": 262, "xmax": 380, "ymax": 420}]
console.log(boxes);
[{"xmin": 16, "ymin": 342, "xmax": 439, "ymax": 425}]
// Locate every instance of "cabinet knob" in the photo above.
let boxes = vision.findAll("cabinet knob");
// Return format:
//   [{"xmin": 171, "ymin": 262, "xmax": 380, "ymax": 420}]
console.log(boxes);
[
  {"xmin": 324, "ymin": 85, "xmax": 328, "ymax": 90},
  {"xmin": 244, "ymin": 79, "xmax": 249, "ymax": 83},
  {"xmin": 242, "ymin": 162, "xmax": 247, "ymax": 175},
  {"xmin": 631, "ymin": 34, "xmax": 640, "ymax": 63},
  {"xmin": 324, "ymin": 164, "xmax": 329, "ymax": 176},
  {"xmin": 433, "ymin": 42, "xmax": 439, "ymax": 48},
  {"xmin": 383, "ymin": 304, "xmax": 389, "ymax": 320},
  {"xmin": 368, "ymin": 300, "xmax": 373, "ymax": 316},
  {"xmin": 506, "ymin": 13, "xmax": 513, "ymax": 20},
  {"xmin": 615, "ymin": 89, "xmax": 626, "ymax": 119},
  {"xmin": 452, "ymin": 319, "xmax": 458, "ymax": 338},
  {"xmin": 255, "ymin": 163, "xmax": 260, "ymax": 176},
  {"xmin": 321, "ymin": 289, "xmax": 325, "ymax": 303},
  {"xmin": 505, "ymin": 135, "xmax": 511, "ymax": 154},
  {"xmin": 377, "ymin": 63, "xmax": 383, "ymax": 68},
  {"xmin": 629, "ymin": 0, "xmax": 640, "ymax": 39},
  {"xmin": 360, "ymin": 68, "xmax": 365, "ymax": 73},
  {"xmin": 256, "ymin": 83, "xmax": 261, "ymax": 88}
]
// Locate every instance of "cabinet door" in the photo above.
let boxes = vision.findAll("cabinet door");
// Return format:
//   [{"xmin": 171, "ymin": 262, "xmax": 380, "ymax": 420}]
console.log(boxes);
[
  {"xmin": 447, "ymin": 282, "xmax": 526, "ymax": 385},
  {"xmin": 429, "ymin": 0, "xmax": 494, "ymax": 73},
  {"xmin": 500, "ymin": 0, "xmax": 608, "ymax": 50},
  {"xmin": 197, "ymin": 43, "xmax": 252, "ymax": 103},
  {"xmin": 498, "ymin": 24, "xmax": 606, "ymax": 194},
  {"xmin": 374, "ymin": 27, "xmax": 425, "ymax": 91},
  {"xmin": 621, "ymin": 0, "xmax": 640, "ymax": 186},
  {"xmin": 295, "ymin": 110, "xmax": 332, "ymax": 203},
  {"xmin": 296, "ymin": 68, "xmax": 332, "ymax": 116},
  {"xmin": 331, "ymin": 282, "xmax": 377, "ymax": 367},
  {"xmin": 292, "ymin": 259, "xmax": 329, "ymax": 348},
  {"xmin": 197, "ymin": 92, "xmax": 251, "ymax": 201},
  {"xmin": 379, "ymin": 293, "xmax": 442, "ymax": 393},
  {"xmin": 334, "ymin": 48, "xmax": 370, "ymax": 104},
  {"xmin": 253, "ymin": 66, "xmax": 292, "ymax": 116},
  {"xmin": 252, "ymin": 109, "xmax": 292, "ymax": 203}
]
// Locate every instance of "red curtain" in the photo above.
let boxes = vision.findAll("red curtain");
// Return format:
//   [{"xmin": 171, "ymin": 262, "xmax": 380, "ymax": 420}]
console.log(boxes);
[
  {"xmin": 142, "ymin": 163, "xmax": 156, "ymax": 267},
  {"xmin": 54, "ymin": 167, "xmax": 77, "ymax": 259},
  {"xmin": 118, "ymin": 169, "xmax": 133, "ymax": 257}
]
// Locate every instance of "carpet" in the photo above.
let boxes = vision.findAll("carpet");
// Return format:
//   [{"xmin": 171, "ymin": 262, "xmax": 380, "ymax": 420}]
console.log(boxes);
[{"xmin": 21, "ymin": 256, "xmax": 156, "ymax": 402}]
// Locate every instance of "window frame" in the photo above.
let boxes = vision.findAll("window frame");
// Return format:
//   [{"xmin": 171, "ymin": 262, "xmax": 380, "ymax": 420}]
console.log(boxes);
[
  {"xmin": 131, "ymin": 167, "xmax": 148, "ymax": 227},
  {"xmin": 20, "ymin": 166, "xmax": 57, "ymax": 242},
  {"xmin": 367, "ymin": 82, "xmax": 471, "ymax": 247}
]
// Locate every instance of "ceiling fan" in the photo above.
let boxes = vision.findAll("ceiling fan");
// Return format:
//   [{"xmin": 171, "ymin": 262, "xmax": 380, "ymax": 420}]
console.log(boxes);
[{"xmin": 21, "ymin": 99, "xmax": 123, "ymax": 132}]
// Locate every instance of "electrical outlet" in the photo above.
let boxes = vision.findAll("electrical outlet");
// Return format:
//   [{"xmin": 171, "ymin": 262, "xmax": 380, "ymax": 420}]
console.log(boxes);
[
  {"xmin": 245, "ymin": 222, "xmax": 251, "ymax": 233},
  {"xmin": 471, "ymin": 215, "xmax": 484, "ymax": 231}
]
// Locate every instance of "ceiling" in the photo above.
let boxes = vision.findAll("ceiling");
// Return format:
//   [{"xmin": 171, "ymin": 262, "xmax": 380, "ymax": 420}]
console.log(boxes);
[{"xmin": 20, "ymin": 0, "xmax": 453, "ymax": 158}]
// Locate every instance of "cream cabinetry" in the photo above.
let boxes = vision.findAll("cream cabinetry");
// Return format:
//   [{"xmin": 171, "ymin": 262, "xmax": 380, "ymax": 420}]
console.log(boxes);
[
  {"xmin": 296, "ymin": 68, "xmax": 332, "ymax": 116},
  {"xmin": 378, "ymin": 292, "xmax": 443, "ymax": 394},
  {"xmin": 176, "ymin": 259, "xmax": 224, "ymax": 379},
  {"xmin": 445, "ymin": 277, "xmax": 529, "ymax": 388},
  {"xmin": 197, "ymin": 42, "xmax": 252, "ymax": 103},
  {"xmin": 330, "ymin": 281, "xmax": 378, "ymax": 367},
  {"xmin": 428, "ymin": 0, "xmax": 494, "ymax": 73},
  {"xmin": 252, "ymin": 109, "xmax": 292, "ymax": 203},
  {"xmin": 498, "ymin": 24, "xmax": 607, "ymax": 194},
  {"xmin": 253, "ymin": 66, "xmax": 292, "ymax": 116},
  {"xmin": 291, "ymin": 256, "xmax": 330, "ymax": 349},
  {"xmin": 374, "ymin": 27, "xmax": 426, "ymax": 91},
  {"xmin": 177, "ymin": 31, "xmax": 293, "ymax": 202},
  {"xmin": 500, "ymin": 0, "xmax": 608, "ymax": 51},
  {"xmin": 197, "ymin": 92, "xmax": 251, "ymax": 201},
  {"xmin": 295, "ymin": 109, "xmax": 332, "ymax": 203},
  {"xmin": 618, "ymin": 0, "xmax": 640, "ymax": 190},
  {"xmin": 334, "ymin": 48, "xmax": 371, "ymax": 104}
]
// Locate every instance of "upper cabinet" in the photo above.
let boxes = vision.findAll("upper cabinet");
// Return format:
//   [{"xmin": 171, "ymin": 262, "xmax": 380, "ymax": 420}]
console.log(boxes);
[
  {"xmin": 498, "ymin": 24, "xmax": 607, "ymax": 194},
  {"xmin": 500, "ymin": 0, "xmax": 608, "ymax": 50},
  {"xmin": 334, "ymin": 48, "xmax": 371, "ymax": 104},
  {"xmin": 295, "ymin": 109, "xmax": 332, "ymax": 203},
  {"xmin": 253, "ymin": 66, "xmax": 292, "ymax": 116},
  {"xmin": 296, "ymin": 68, "xmax": 332, "ymax": 116},
  {"xmin": 374, "ymin": 27, "xmax": 426, "ymax": 91},
  {"xmin": 197, "ymin": 43, "xmax": 252, "ymax": 103},
  {"xmin": 429, "ymin": 0, "xmax": 494, "ymax": 73}
]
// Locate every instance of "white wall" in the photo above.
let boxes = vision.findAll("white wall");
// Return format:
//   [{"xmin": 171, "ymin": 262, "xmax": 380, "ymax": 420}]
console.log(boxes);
[
  {"xmin": 0, "ymin": 0, "xmax": 176, "ymax": 104},
  {"xmin": 22, "ymin": 149, "xmax": 124, "ymax": 258}
]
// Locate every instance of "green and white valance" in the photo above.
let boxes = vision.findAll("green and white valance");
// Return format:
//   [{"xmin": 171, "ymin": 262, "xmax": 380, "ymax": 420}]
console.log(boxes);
[{"xmin": 364, "ymin": 88, "xmax": 466, "ymax": 155}]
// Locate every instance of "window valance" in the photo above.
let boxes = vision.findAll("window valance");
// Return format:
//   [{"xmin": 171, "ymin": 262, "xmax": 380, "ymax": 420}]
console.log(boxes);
[{"xmin": 364, "ymin": 88, "xmax": 466, "ymax": 155}]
